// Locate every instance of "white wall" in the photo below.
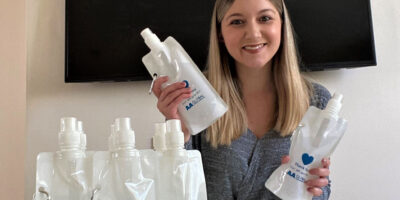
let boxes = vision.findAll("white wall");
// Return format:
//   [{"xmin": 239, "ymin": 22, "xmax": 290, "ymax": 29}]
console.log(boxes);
[
  {"xmin": 0, "ymin": 0, "xmax": 26, "ymax": 199},
  {"xmin": 26, "ymin": 0, "xmax": 400, "ymax": 199},
  {"xmin": 306, "ymin": 1, "xmax": 400, "ymax": 199}
]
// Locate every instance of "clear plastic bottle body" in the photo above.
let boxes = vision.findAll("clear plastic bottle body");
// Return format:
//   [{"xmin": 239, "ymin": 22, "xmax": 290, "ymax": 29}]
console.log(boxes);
[
  {"xmin": 265, "ymin": 98, "xmax": 348, "ymax": 200},
  {"xmin": 35, "ymin": 150, "xmax": 94, "ymax": 200},
  {"xmin": 35, "ymin": 118, "xmax": 94, "ymax": 200},
  {"xmin": 142, "ymin": 29, "xmax": 228, "ymax": 135},
  {"xmin": 95, "ymin": 149, "xmax": 154, "ymax": 200},
  {"xmin": 35, "ymin": 118, "xmax": 207, "ymax": 200}
]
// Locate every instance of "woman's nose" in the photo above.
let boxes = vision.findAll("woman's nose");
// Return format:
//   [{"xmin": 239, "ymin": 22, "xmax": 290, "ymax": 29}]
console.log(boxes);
[{"xmin": 244, "ymin": 20, "xmax": 262, "ymax": 39}]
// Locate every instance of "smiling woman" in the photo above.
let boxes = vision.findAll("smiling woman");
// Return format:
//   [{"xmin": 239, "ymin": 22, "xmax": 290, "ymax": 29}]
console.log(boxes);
[
  {"xmin": 151, "ymin": 0, "xmax": 333, "ymax": 199},
  {"xmin": 220, "ymin": 1, "xmax": 282, "ymax": 70}
]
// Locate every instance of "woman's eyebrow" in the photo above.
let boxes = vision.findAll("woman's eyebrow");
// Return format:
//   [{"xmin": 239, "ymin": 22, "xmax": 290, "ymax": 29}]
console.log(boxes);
[
  {"xmin": 225, "ymin": 8, "xmax": 277, "ymax": 21},
  {"xmin": 259, "ymin": 8, "xmax": 276, "ymax": 15},
  {"xmin": 225, "ymin": 13, "xmax": 243, "ymax": 21}
]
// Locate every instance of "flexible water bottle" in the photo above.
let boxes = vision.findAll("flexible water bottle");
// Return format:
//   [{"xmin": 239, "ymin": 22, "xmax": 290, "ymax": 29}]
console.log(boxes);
[
  {"xmin": 265, "ymin": 94, "xmax": 348, "ymax": 200},
  {"xmin": 141, "ymin": 28, "xmax": 228, "ymax": 135},
  {"xmin": 35, "ymin": 117, "xmax": 91, "ymax": 200},
  {"xmin": 95, "ymin": 118, "xmax": 154, "ymax": 200},
  {"xmin": 156, "ymin": 120, "xmax": 207, "ymax": 200},
  {"xmin": 56, "ymin": 118, "xmax": 91, "ymax": 200}
]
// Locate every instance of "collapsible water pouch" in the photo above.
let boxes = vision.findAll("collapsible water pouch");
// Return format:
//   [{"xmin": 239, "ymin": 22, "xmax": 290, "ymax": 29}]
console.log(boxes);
[
  {"xmin": 95, "ymin": 118, "xmax": 154, "ymax": 200},
  {"xmin": 140, "ymin": 123, "xmax": 166, "ymax": 200},
  {"xmin": 265, "ymin": 93, "xmax": 348, "ymax": 200},
  {"xmin": 35, "ymin": 118, "xmax": 92, "ymax": 200},
  {"xmin": 35, "ymin": 118, "xmax": 207, "ymax": 200},
  {"xmin": 156, "ymin": 120, "xmax": 207, "ymax": 200},
  {"xmin": 141, "ymin": 28, "xmax": 228, "ymax": 135}
]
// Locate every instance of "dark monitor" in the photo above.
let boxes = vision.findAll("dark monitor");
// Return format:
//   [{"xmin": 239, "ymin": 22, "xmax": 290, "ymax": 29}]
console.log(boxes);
[
  {"xmin": 65, "ymin": 0, "xmax": 376, "ymax": 82},
  {"xmin": 285, "ymin": 0, "xmax": 376, "ymax": 71}
]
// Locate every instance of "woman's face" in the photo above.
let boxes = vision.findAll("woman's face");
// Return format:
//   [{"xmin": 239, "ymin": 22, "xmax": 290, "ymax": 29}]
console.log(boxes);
[{"xmin": 220, "ymin": 0, "xmax": 282, "ymax": 70}]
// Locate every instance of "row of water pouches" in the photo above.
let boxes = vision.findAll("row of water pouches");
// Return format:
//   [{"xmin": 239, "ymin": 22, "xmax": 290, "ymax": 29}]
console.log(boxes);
[{"xmin": 34, "ymin": 117, "xmax": 207, "ymax": 200}]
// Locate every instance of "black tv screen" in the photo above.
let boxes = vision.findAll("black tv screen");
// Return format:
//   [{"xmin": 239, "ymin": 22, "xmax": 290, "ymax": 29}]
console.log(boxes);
[{"xmin": 65, "ymin": 0, "xmax": 376, "ymax": 82}]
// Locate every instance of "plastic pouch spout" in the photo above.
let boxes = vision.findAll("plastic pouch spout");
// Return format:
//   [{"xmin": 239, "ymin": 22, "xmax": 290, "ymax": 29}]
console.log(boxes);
[
  {"xmin": 164, "ymin": 119, "xmax": 185, "ymax": 157},
  {"xmin": 141, "ymin": 28, "xmax": 180, "ymax": 86},
  {"xmin": 113, "ymin": 117, "xmax": 136, "ymax": 151},
  {"xmin": 58, "ymin": 117, "xmax": 85, "ymax": 158},
  {"xmin": 153, "ymin": 122, "xmax": 167, "ymax": 152},
  {"xmin": 313, "ymin": 93, "xmax": 343, "ymax": 147}
]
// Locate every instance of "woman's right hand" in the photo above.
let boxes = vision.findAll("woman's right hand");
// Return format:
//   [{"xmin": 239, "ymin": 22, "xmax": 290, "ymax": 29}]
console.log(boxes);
[{"xmin": 152, "ymin": 76, "xmax": 192, "ymax": 121}]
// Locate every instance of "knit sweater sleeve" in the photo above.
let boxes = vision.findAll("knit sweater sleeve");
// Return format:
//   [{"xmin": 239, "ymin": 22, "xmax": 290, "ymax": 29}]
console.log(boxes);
[
  {"xmin": 184, "ymin": 132, "xmax": 203, "ymax": 150},
  {"xmin": 310, "ymin": 82, "xmax": 331, "ymax": 110}
]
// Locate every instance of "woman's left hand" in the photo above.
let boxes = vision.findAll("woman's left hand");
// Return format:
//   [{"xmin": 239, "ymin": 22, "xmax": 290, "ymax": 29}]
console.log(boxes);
[{"xmin": 281, "ymin": 156, "xmax": 330, "ymax": 197}]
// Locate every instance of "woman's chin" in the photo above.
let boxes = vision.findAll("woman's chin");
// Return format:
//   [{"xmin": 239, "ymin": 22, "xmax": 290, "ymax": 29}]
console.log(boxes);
[{"xmin": 237, "ymin": 61, "xmax": 271, "ymax": 70}]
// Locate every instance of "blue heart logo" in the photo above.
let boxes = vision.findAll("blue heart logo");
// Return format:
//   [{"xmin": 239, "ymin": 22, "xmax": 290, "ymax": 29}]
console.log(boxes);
[{"xmin": 302, "ymin": 153, "xmax": 314, "ymax": 165}]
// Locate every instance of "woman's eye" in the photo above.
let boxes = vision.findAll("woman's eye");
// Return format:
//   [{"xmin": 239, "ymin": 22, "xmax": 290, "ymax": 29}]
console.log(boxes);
[
  {"xmin": 230, "ymin": 19, "xmax": 244, "ymax": 25},
  {"xmin": 260, "ymin": 16, "xmax": 271, "ymax": 22}
]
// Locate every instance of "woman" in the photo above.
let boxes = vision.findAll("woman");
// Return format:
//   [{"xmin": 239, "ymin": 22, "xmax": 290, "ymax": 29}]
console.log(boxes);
[{"xmin": 152, "ymin": 0, "xmax": 331, "ymax": 199}]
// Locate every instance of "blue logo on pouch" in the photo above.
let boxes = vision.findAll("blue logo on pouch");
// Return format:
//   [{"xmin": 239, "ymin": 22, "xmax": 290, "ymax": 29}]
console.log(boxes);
[
  {"xmin": 287, "ymin": 170, "xmax": 296, "ymax": 178},
  {"xmin": 186, "ymin": 103, "xmax": 194, "ymax": 110},
  {"xmin": 302, "ymin": 153, "xmax": 314, "ymax": 165},
  {"xmin": 287, "ymin": 170, "xmax": 305, "ymax": 183},
  {"xmin": 183, "ymin": 80, "xmax": 189, "ymax": 88}
]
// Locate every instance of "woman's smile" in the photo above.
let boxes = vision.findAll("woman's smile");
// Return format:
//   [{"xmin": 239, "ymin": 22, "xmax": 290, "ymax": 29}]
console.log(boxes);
[{"xmin": 242, "ymin": 43, "xmax": 267, "ymax": 53}]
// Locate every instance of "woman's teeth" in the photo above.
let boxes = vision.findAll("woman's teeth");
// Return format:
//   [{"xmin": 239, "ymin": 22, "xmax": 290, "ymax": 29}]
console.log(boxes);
[{"xmin": 243, "ymin": 43, "xmax": 265, "ymax": 50}]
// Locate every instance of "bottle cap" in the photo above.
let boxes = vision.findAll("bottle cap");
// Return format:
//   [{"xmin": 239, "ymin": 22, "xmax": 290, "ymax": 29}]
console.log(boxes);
[
  {"xmin": 58, "ymin": 117, "xmax": 81, "ymax": 150},
  {"xmin": 141, "ymin": 28, "xmax": 163, "ymax": 53},
  {"xmin": 323, "ymin": 93, "xmax": 343, "ymax": 120},
  {"xmin": 114, "ymin": 118, "xmax": 135, "ymax": 149},
  {"xmin": 153, "ymin": 123, "xmax": 166, "ymax": 151},
  {"xmin": 165, "ymin": 119, "xmax": 184, "ymax": 150},
  {"xmin": 77, "ymin": 121, "xmax": 87, "ymax": 150}
]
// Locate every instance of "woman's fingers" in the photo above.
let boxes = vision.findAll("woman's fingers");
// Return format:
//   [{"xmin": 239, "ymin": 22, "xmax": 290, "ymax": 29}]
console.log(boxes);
[
  {"xmin": 159, "ymin": 81, "xmax": 187, "ymax": 102},
  {"xmin": 307, "ymin": 187, "xmax": 323, "ymax": 196},
  {"xmin": 306, "ymin": 158, "xmax": 330, "ymax": 196},
  {"xmin": 162, "ymin": 87, "xmax": 191, "ymax": 107},
  {"xmin": 309, "ymin": 168, "xmax": 330, "ymax": 177},
  {"xmin": 305, "ymin": 178, "xmax": 329, "ymax": 188},
  {"xmin": 152, "ymin": 76, "xmax": 169, "ymax": 98},
  {"xmin": 151, "ymin": 77, "xmax": 192, "ymax": 120},
  {"xmin": 158, "ymin": 90, "xmax": 191, "ymax": 112},
  {"xmin": 157, "ymin": 93, "xmax": 191, "ymax": 119},
  {"xmin": 156, "ymin": 84, "xmax": 191, "ymax": 119},
  {"xmin": 322, "ymin": 158, "xmax": 330, "ymax": 168},
  {"xmin": 281, "ymin": 155, "xmax": 290, "ymax": 164},
  {"xmin": 168, "ymin": 93, "xmax": 192, "ymax": 113}
]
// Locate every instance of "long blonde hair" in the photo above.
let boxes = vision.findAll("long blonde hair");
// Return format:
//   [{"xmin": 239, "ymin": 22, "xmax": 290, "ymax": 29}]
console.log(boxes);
[{"xmin": 206, "ymin": 0, "xmax": 311, "ymax": 147}]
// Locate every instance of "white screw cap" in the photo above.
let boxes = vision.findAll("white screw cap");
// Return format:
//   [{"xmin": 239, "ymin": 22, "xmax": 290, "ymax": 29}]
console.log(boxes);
[
  {"xmin": 114, "ymin": 118, "xmax": 135, "ymax": 149},
  {"xmin": 76, "ymin": 121, "xmax": 87, "ymax": 150},
  {"xmin": 165, "ymin": 119, "xmax": 184, "ymax": 150},
  {"xmin": 323, "ymin": 93, "xmax": 343, "ymax": 120},
  {"xmin": 141, "ymin": 28, "xmax": 163, "ymax": 53},
  {"xmin": 58, "ymin": 117, "xmax": 81, "ymax": 150},
  {"xmin": 153, "ymin": 123, "xmax": 166, "ymax": 151}
]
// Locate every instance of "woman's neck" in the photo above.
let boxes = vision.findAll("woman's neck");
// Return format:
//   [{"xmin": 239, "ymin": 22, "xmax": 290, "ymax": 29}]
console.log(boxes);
[
  {"xmin": 235, "ymin": 61, "xmax": 275, "ymax": 95},
  {"xmin": 235, "ymin": 61, "xmax": 277, "ymax": 138}
]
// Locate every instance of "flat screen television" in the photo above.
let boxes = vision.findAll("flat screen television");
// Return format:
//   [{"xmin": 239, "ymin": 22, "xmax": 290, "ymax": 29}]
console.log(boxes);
[{"xmin": 65, "ymin": 0, "xmax": 376, "ymax": 82}]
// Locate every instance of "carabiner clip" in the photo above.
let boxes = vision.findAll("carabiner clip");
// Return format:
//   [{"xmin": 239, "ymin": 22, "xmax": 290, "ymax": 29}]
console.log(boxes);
[
  {"xmin": 32, "ymin": 187, "xmax": 51, "ymax": 200},
  {"xmin": 148, "ymin": 73, "xmax": 158, "ymax": 95}
]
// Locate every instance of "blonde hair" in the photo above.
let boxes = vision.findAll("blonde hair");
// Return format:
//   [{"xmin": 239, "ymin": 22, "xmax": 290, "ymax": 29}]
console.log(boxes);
[{"xmin": 206, "ymin": 0, "xmax": 311, "ymax": 147}]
